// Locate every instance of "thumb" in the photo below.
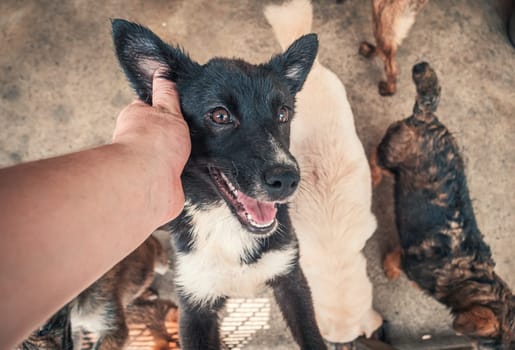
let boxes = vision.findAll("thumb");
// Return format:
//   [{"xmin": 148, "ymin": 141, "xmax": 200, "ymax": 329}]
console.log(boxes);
[{"xmin": 152, "ymin": 68, "xmax": 181, "ymax": 115}]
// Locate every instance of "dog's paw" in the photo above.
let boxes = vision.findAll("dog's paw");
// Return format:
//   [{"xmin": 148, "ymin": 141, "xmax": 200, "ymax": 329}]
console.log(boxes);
[
  {"xmin": 383, "ymin": 250, "xmax": 402, "ymax": 280},
  {"xmin": 384, "ymin": 265, "xmax": 401, "ymax": 280},
  {"xmin": 358, "ymin": 42, "xmax": 376, "ymax": 58},
  {"xmin": 371, "ymin": 165, "xmax": 383, "ymax": 188},
  {"xmin": 378, "ymin": 81, "xmax": 396, "ymax": 96}
]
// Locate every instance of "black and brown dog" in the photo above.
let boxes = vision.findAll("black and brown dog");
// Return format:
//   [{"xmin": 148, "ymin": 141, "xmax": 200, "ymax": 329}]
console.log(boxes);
[{"xmin": 370, "ymin": 61, "xmax": 515, "ymax": 348}]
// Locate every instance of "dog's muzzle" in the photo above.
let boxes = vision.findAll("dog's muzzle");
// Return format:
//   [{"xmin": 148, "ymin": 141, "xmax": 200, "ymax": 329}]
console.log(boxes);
[{"xmin": 263, "ymin": 166, "xmax": 300, "ymax": 201}]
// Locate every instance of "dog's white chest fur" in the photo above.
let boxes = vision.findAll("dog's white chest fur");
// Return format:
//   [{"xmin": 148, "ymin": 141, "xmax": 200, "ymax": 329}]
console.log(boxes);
[
  {"xmin": 70, "ymin": 304, "xmax": 108, "ymax": 334},
  {"xmin": 174, "ymin": 202, "xmax": 296, "ymax": 306}
]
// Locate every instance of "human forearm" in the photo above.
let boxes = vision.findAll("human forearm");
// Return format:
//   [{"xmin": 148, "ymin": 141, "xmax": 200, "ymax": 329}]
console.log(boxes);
[{"xmin": 0, "ymin": 142, "xmax": 181, "ymax": 347}]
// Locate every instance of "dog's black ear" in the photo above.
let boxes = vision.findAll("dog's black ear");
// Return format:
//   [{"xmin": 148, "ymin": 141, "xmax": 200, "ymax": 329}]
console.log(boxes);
[
  {"xmin": 111, "ymin": 19, "xmax": 201, "ymax": 104},
  {"xmin": 268, "ymin": 33, "xmax": 318, "ymax": 95}
]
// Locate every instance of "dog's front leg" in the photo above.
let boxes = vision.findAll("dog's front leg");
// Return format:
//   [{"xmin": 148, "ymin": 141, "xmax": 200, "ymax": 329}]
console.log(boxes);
[
  {"xmin": 271, "ymin": 264, "xmax": 327, "ymax": 350},
  {"xmin": 178, "ymin": 299, "xmax": 225, "ymax": 350}
]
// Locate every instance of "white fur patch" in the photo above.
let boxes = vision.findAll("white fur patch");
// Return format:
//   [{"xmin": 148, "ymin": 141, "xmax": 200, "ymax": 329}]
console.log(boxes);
[
  {"xmin": 393, "ymin": 8, "xmax": 416, "ymax": 46},
  {"xmin": 174, "ymin": 201, "xmax": 297, "ymax": 307},
  {"xmin": 71, "ymin": 304, "xmax": 110, "ymax": 334},
  {"xmin": 154, "ymin": 263, "xmax": 169, "ymax": 275}
]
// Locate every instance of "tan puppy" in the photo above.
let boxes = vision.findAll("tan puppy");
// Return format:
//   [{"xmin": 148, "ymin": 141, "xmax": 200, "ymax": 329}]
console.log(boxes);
[
  {"xmin": 265, "ymin": 0, "xmax": 382, "ymax": 346},
  {"xmin": 359, "ymin": 0, "xmax": 429, "ymax": 96}
]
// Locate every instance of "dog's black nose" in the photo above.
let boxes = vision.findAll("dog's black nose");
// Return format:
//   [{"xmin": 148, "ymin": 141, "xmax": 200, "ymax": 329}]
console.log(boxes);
[{"xmin": 264, "ymin": 167, "xmax": 300, "ymax": 199}]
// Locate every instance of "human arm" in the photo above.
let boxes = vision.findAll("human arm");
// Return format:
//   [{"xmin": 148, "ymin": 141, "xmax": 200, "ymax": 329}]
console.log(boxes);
[{"xmin": 0, "ymin": 72, "xmax": 190, "ymax": 348}]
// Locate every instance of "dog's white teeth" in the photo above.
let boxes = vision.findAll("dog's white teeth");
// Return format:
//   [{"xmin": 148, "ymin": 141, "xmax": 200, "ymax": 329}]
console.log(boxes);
[
  {"xmin": 251, "ymin": 220, "xmax": 274, "ymax": 228},
  {"xmin": 220, "ymin": 172, "xmax": 237, "ymax": 193},
  {"xmin": 246, "ymin": 214, "xmax": 274, "ymax": 228}
]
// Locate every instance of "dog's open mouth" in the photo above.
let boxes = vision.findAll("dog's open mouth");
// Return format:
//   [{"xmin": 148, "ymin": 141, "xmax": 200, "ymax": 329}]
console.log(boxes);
[{"xmin": 208, "ymin": 166, "xmax": 278, "ymax": 235}]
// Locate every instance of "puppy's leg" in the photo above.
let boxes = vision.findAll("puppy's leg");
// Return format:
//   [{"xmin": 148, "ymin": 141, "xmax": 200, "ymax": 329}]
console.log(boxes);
[
  {"xmin": 369, "ymin": 148, "xmax": 392, "ymax": 188},
  {"xmin": 152, "ymin": 339, "xmax": 169, "ymax": 350},
  {"xmin": 370, "ymin": 148, "xmax": 384, "ymax": 188},
  {"xmin": 453, "ymin": 306, "xmax": 500, "ymax": 339},
  {"xmin": 383, "ymin": 246, "xmax": 402, "ymax": 280},
  {"xmin": 271, "ymin": 265, "xmax": 326, "ymax": 350},
  {"xmin": 95, "ymin": 327, "xmax": 128, "ymax": 350},
  {"xmin": 378, "ymin": 46, "xmax": 398, "ymax": 96},
  {"xmin": 178, "ymin": 298, "xmax": 226, "ymax": 350},
  {"xmin": 71, "ymin": 328, "xmax": 83, "ymax": 350},
  {"xmin": 94, "ymin": 306, "xmax": 128, "ymax": 350}
]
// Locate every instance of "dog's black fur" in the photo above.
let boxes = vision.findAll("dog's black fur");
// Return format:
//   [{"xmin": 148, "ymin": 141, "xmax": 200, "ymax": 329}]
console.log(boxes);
[{"xmin": 112, "ymin": 19, "xmax": 325, "ymax": 350}]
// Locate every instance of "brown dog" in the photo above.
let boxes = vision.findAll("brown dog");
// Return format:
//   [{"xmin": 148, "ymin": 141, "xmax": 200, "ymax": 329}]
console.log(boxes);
[
  {"xmin": 371, "ymin": 61, "xmax": 515, "ymax": 348},
  {"xmin": 18, "ymin": 235, "xmax": 169, "ymax": 350},
  {"xmin": 359, "ymin": 0, "xmax": 429, "ymax": 96},
  {"xmin": 70, "ymin": 235, "xmax": 169, "ymax": 350}
]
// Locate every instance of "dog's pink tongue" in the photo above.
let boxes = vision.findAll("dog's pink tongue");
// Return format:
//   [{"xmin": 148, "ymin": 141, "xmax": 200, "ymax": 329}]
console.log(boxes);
[{"xmin": 237, "ymin": 192, "xmax": 276, "ymax": 224}]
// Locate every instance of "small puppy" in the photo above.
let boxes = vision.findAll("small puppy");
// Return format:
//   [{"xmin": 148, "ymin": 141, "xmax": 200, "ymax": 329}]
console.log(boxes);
[
  {"xmin": 265, "ymin": 0, "xmax": 382, "ymax": 346},
  {"xmin": 112, "ymin": 19, "xmax": 326, "ymax": 350},
  {"xmin": 70, "ymin": 235, "xmax": 169, "ymax": 349},
  {"xmin": 371, "ymin": 61, "xmax": 515, "ymax": 348},
  {"xmin": 359, "ymin": 0, "xmax": 429, "ymax": 96}
]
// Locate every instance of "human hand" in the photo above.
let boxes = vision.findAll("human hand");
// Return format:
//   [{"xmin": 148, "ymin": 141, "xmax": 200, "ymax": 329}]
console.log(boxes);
[{"xmin": 113, "ymin": 69, "xmax": 191, "ymax": 223}]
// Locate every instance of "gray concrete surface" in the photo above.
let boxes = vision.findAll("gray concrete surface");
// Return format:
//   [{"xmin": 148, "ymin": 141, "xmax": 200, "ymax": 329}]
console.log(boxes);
[{"xmin": 1, "ymin": 0, "xmax": 514, "ymax": 348}]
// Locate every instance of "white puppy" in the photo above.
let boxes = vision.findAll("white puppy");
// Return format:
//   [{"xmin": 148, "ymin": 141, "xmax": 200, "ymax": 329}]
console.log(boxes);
[{"xmin": 265, "ymin": 0, "xmax": 383, "ymax": 344}]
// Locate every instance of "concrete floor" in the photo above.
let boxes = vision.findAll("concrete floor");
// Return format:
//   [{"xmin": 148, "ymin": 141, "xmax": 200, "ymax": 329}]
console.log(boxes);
[{"xmin": 1, "ymin": 0, "xmax": 514, "ymax": 348}]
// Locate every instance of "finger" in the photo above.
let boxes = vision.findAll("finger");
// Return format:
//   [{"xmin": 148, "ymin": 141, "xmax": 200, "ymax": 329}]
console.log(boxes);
[{"xmin": 152, "ymin": 68, "xmax": 181, "ymax": 115}]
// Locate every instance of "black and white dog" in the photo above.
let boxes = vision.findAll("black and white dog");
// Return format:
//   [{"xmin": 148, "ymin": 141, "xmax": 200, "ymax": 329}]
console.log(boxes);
[{"xmin": 112, "ymin": 19, "xmax": 326, "ymax": 350}]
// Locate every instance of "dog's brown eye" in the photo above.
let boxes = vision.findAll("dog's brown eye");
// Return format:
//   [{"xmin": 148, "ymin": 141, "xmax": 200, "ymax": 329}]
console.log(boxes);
[
  {"xmin": 210, "ymin": 107, "xmax": 232, "ymax": 124},
  {"xmin": 278, "ymin": 106, "xmax": 290, "ymax": 123}
]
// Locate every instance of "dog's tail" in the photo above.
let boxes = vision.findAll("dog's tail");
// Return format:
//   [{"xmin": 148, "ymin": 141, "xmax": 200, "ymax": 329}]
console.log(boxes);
[
  {"xmin": 264, "ymin": 0, "xmax": 315, "ymax": 54},
  {"xmin": 412, "ymin": 61, "xmax": 441, "ymax": 120}
]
